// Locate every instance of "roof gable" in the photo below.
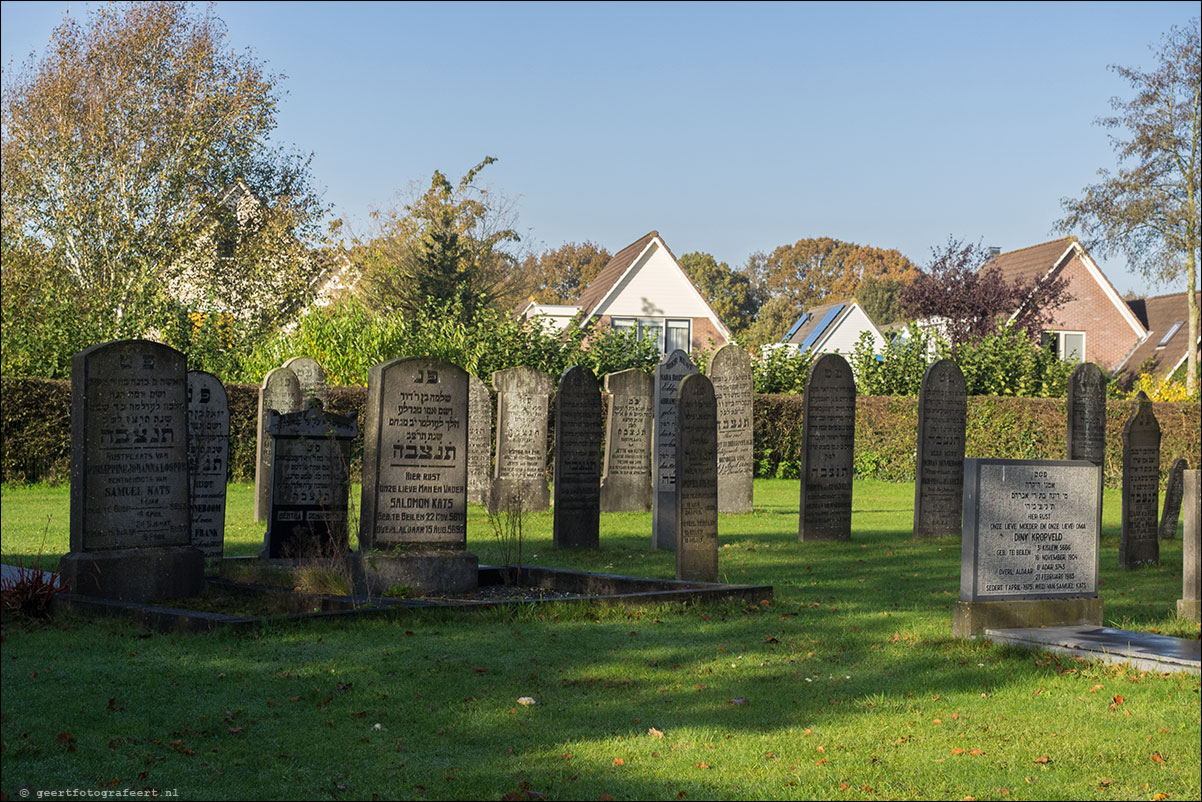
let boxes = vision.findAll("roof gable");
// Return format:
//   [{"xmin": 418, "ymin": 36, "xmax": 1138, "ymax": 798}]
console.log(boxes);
[{"xmin": 1116, "ymin": 290, "xmax": 1201, "ymax": 380}]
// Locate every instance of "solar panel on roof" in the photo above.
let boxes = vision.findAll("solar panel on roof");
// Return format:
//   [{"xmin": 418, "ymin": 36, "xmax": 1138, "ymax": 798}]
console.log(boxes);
[
  {"xmin": 781, "ymin": 312, "xmax": 810, "ymax": 343},
  {"xmin": 798, "ymin": 304, "xmax": 845, "ymax": 351}
]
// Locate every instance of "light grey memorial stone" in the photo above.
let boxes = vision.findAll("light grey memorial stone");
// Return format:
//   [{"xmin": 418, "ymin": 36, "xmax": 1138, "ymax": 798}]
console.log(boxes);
[
  {"xmin": 675, "ymin": 374, "xmax": 719, "ymax": 582},
  {"xmin": 467, "ymin": 376, "xmax": 493, "ymax": 506},
  {"xmin": 254, "ymin": 367, "xmax": 302, "ymax": 522},
  {"xmin": 552, "ymin": 366, "xmax": 602, "ymax": 549},
  {"xmin": 359, "ymin": 358, "xmax": 476, "ymax": 594},
  {"xmin": 61, "ymin": 340, "xmax": 203, "ymax": 602},
  {"xmin": 1159, "ymin": 458, "xmax": 1188, "ymax": 540},
  {"xmin": 708, "ymin": 344, "xmax": 754, "ymax": 514},
  {"xmin": 799, "ymin": 353, "xmax": 856, "ymax": 542},
  {"xmin": 490, "ymin": 367, "xmax": 554, "ymax": 513},
  {"xmin": 187, "ymin": 370, "xmax": 229, "ymax": 562},
  {"xmin": 1066, "ymin": 362, "xmax": 1107, "ymax": 466},
  {"xmin": 913, "ymin": 359, "xmax": 967, "ymax": 538},
  {"xmin": 282, "ymin": 356, "xmax": 329, "ymax": 409},
  {"xmin": 263, "ymin": 400, "xmax": 358, "ymax": 559},
  {"xmin": 652, "ymin": 350, "xmax": 698, "ymax": 550},
  {"xmin": 953, "ymin": 458, "xmax": 1103, "ymax": 638},
  {"xmin": 600, "ymin": 369, "xmax": 654, "ymax": 512},
  {"xmin": 1179, "ymin": 470, "xmax": 1200, "ymax": 622},
  {"xmin": 1120, "ymin": 392, "xmax": 1160, "ymax": 568}
]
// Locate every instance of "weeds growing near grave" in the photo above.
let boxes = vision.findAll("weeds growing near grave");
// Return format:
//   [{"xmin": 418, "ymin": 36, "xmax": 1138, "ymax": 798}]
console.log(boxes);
[
  {"xmin": 487, "ymin": 490, "xmax": 526, "ymax": 585},
  {"xmin": 0, "ymin": 520, "xmax": 66, "ymax": 620}
]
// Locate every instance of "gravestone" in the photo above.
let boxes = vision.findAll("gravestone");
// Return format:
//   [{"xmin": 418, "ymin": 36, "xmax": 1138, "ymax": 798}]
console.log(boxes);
[
  {"xmin": 61, "ymin": 340, "xmax": 203, "ymax": 602},
  {"xmin": 1159, "ymin": 458, "xmax": 1188, "ymax": 540},
  {"xmin": 1066, "ymin": 362, "xmax": 1107, "ymax": 466},
  {"xmin": 359, "ymin": 357, "xmax": 476, "ymax": 593},
  {"xmin": 262, "ymin": 399, "xmax": 358, "ymax": 559},
  {"xmin": 552, "ymin": 366, "xmax": 602, "ymax": 548},
  {"xmin": 1178, "ymin": 470, "xmax": 1200, "ymax": 623},
  {"xmin": 913, "ymin": 359, "xmax": 967, "ymax": 538},
  {"xmin": 187, "ymin": 370, "xmax": 229, "ymax": 563},
  {"xmin": 708, "ymin": 344, "xmax": 754, "ymax": 513},
  {"xmin": 953, "ymin": 458, "xmax": 1103, "ymax": 638},
  {"xmin": 254, "ymin": 367, "xmax": 302, "ymax": 522},
  {"xmin": 282, "ymin": 356, "xmax": 329, "ymax": 409},
  {"xmin": 467, "ymin": 376, "xmax": 493, "ymax": 506},
  {"xmin": 1120, "ymin": 392, "xmax": 1160, "ymax": 568},
  {"xmin": 798, "ymin": 353, "xmax": 856, "ymax": 542},
  {"xmin": 676, "ymin": 374, "xmax": 719, "ymax": 582},
  {"xmin": 490, "ymin": 367, "xmax": 554, "ymax": 513},
  {"xmin": 600, "ymin": 369, "xmax": 654, "ymax": 512},
  {"xmin": 652, "ymin": 350, "xmax": 698, "ymax": 550}
]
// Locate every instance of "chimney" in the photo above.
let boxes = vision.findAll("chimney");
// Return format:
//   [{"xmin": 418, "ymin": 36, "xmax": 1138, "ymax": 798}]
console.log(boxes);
[{"xmin": 987, "ymin": 246, "xmax": 1002, "ymax": 259}]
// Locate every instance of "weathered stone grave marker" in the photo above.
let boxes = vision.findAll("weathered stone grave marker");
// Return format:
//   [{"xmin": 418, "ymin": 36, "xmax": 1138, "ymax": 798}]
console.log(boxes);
[
  {"xmin": 1120, "ymin": 392, "xmax": 1160, "ymax": 568},
  {"xmin": 676, "ymin": 373, "xmax": 719, "ymax": 582},
  {"xmin": 282, "ymin": 356, "xmax": 329, "ymax": 408},
  {"xmin": 552, "ymin": 366, "xmax": 602, "ymax": 548},
  {"xmin": 467, "ymin": 376, "xmax": 493, "ymax": 506},
  {"xmin": 61, "ymin": 340, "xmax": 203, "ymax": 602},
  {"xmin": 491, "ymin": 366, "xmax": 554, "ymax": 513},
  {"xmin": 1178, "ymin": 470, "xmax": 1200, "ymax": 623},
  {"xmin": 1066, "ymin": 362, "xmax": 1107, "ymax": 466},
  {"xmin": 360, "ymin": 357, "xmax": 476, "ymax": 593},
  {"xmin": 799, "ymin": 353, "xmax": 856, "ymax": 542},
  {"xmin": 708, "ymin": 344, "xmax": 754, "ymax": 514},
  {"xmin": 187, "ymin": 370, "xmax": 229, "ymax": 562},
  {"xmin": 953, "ymin": 458, "xmax": 1103, "ymax": 638},
  {"xmin": 1159, "ymin": 457, "xmax": 1188, "ymax": 540},
  {"xmin": 600, "ymin": 369, "xmax": 653, "ymax": 512},
  {"xmin": 652, "ymin": 350, "xmax": 698, "ymax": 550},
  {"xmin": 254, "ymin": 366, "xmax": 302, "ymax": 522},
  {"xmin": 913, "ymin": 359, "xmax": 966, "ymax": 538},
  {"xmin": 262, "ymin": 400, "xmax": 358, "ymax": 559}
]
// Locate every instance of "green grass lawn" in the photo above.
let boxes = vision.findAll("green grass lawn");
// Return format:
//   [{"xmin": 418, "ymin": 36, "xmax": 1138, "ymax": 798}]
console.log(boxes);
[{"xmin": 2, "ymin": 479, "xmax": 1198, "ymax": 801}]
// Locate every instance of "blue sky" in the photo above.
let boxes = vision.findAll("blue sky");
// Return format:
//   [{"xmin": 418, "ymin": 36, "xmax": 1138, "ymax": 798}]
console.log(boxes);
[{"xmin": 2, "ymin": 1, "xmax": 1197, "ymax": 297}]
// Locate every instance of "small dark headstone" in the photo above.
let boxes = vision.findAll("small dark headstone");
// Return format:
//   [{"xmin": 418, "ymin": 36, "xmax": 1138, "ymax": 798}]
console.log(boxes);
[
  {"xmin": 708, "ymin": 344, "xmax": 754, "ymax": 513},
  {"xmin": 675, "ymin": 374, "xmax": 719, "ymax": 582},
  {"xmin": 62, "ymin": 340, "xmax": 202, "ymax": 601},
  {"xmin": 187, "ymin": 370, "xmax": 229, "ymax": 562},
  {"xmin": 254, "ymin": 367, "xmax": 302, "ymax": 522},
  {"xmin": 913, "ymin": 359, "xmax": 967, "ymax": 538},
  {"xmin": 600, "ymin": 369, "xmax": 654, "ymax": 512},
  {"xmin": 799, "ymin": 353, "xmax": 856, "ymax": 542},
  {"xmin": 1066, "ymin": 362, "xmax": 1107, "ymax": 466},
  {"xmin": 282, "ymin": 356, "xmax": 329, "ymax": 409},
  {"xmin": 491, "ymin": 367, "xmax": 555, "ymax": 513},
  {"xmin": 467, "ymin": 376, "xmax": 493, "ymax": 506},
  {"xmin": 552, "ymin": 366, "xmax": 602, "ymax": 548},
  {"xmin": 263, "ymin": 400, "xmax": 358, "ymax": 559},
  {"xmin": 1159, "ymin": 458, "xmax": 1188, "ymax": 540},
  {"xmin": 652, "ymin": 350, "xmax": 698, "ymax": 550},
  {"xmin": 1120, "ymin": 392, "xmax": 1160, "ymax": 568},
  {"xmin": 1179, "ymin": 470, "xmax": 1200, "ymax": 622}
]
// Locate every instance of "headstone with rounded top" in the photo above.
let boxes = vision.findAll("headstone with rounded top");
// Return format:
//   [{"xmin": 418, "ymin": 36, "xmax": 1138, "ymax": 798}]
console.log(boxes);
[
  {"xmin": 708, "ymin": 344, "xmax": 754, "ymax": 513},
  {"xmin": 187, "ymin": 370, "xmax": 229, "ymax": 563},
  {"xmin": 282, "ymin": 356, "xmax": 329, "ymax": 409},
  {"xmin": 254, "ymin": 367, "xmax": 302, "ymax": 522},
  {"xmin": 491, "ymin": 366, "xmax": 555, "ymax": 513},
  {"xmin": 600, "ymin": 369, "xmax": 654, "ymax": 512},
  {"xmin": 1120, "ymin": 392, "xmax": 1160, "ymax": 568},
  {"xmin": 467, "ymin": 376, "xmax": 492, "ymax": 506},
  {"xmin": 799, "ymin": 353, "xmax": 856, "ymax": 542},
  {"xmin": 1066, "ymin": 362, "xmax": 1107, "ymax": 467},
  {"xmin": 913, "ymin": 359, "xmax": 967, "ymax": 538},
  {"xmin": 652, "ymin": 350, "xmax": 698, "ymax": 550},
  {"xmin": 1159, "ymin": 457, "xmax": 1188, "ymax": 540},
  {"xmin": 552, "ymin": 365, "xmax": 602, "ymax": 548},
  {"xmin": 675, "ymin": 373, "xmax": 719, "ymax": 582}
]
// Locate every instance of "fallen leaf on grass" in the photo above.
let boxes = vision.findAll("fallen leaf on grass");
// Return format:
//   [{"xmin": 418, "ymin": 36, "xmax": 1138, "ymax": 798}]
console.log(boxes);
[
  {"xmin": 969, "ymin": 749, "xmax": 985, "ymax": 756},
  {"xmin": 227, "ymin": 727, "xmax": 244, "ymax": 735},
  {"xmin": 695, "ymin": 762, "xmax": 711, "ymax": 769},
  {"xmin": 612, "ymin": 758, "xmax": 625, "ymax": 766},
  {"xmin": 839, "ymin": 782, "xmax": 849, "ymax": 790},
  {"xmin": 815, "ymin": 758, "xmax": 828, "ymax": 766},
  {"xmin": 648, "ymin": 727, "xmax": 664, "ymax": 739},
  {"xmin": 1153, "ymin": 794, "xmax": 1169, "ymax": 800},
  {"xmin": 473, "ymin": 667, "xmax": 489, "ymax": 674},
  {"xmin": 1151, "ymin": 753, "xmax": 1165, "ymax": 764},
  {"xmin": 1109, "ymin": 694, "xmax": 1124, "ymax": 710},
  {"xmin": 56, "ymin": 732, "xmax": 76, "ymax": 751},
  {"xmin": 1033, "ymin": 756, "xmax": 1050, "ymax": 764},
  {"xmin": 729, "ymin": 698, "xmax": 746, "ymax": 706},
  {"xmin": 517, "ymin": 697, "xmax": 537, "ymax": 706},
  {"xmin": 951, "ymin": 747, "xmax": 964, "ymax": 755},
  {"xmin": 1089, "ymin": 684, "xmax": 1103, "ymax": 693}
]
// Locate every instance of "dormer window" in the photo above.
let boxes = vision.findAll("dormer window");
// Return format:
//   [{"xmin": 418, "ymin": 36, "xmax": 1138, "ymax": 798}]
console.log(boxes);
[{"xmin": 1156, "ymin": 321, "xmax": 1184, "ymax": 348}]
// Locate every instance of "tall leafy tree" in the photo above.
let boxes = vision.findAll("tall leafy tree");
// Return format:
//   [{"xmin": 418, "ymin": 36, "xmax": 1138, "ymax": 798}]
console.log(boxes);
[
  {"xmin": 1, "ymin": 1, "xmax": 328, "ymax": 373},
  {"xmin": 677, "ymin": 251, "xmax": 761, "ymax": 336},
  {"xmin": 1057, "ymin": 19, "xmax": 1200, "ymax": 392},
  {"xmin": 517, "ymin": 241, "xmax": 612, "ymax": 304}
]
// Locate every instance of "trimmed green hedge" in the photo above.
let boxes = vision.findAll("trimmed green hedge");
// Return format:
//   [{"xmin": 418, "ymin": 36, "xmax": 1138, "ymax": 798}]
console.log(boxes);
[{"xmin": 4, "ymin": 377, "xmax": 1199, "ymax": 491}]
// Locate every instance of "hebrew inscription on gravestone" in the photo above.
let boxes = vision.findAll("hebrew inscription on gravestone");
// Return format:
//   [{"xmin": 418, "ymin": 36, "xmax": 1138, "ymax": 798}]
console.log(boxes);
[
  {"xmin": 652, "ymin": 350, "xmax": 698, "ymax": 550},
  {"xmin": 708, "ymin": 344, "xmax": 754, "ymax": 514},
  {"xmin": 799, "ymin": 353, "xmax": 856, "ymax": 542},
  {"xmin": 553, "ymin": 366, "xmax": 602, "ymax": 549},
  {"xmin": 1120, "ymin": 392, "xmax": 1160, "ymax": 568},
  {"xmin": 913, "ymin": 359, "xmax": 967, "ymax": 538},
  {"xmin": 600, "ymin": 369, "xmax": 654, "ymax": 512},
  {"xmin": 187, "ymin": 370, "xmax": 229, "ymax": 561}
]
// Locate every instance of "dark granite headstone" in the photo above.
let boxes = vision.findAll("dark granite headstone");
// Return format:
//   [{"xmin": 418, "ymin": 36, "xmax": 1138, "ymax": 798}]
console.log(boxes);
[
  {"xmin": 1179, "ymin": 470, "xmax": 1200, "ymax": 622},
  {"xmin": 491, "ymin": 367, "xmax": 554, "ymax": 513},
  {"xmin": 1159, "ymin": 458, "xmax": 1188, "ymax": 540},
  {"xmin": 263, "ymin": 400, "xmax": 358, "ymax": 559},
  {"xmin": 1120, "ymin": 392, "xmax": 1160, "ymax": 568},
  {"xmin": 600, "ymin": 369, "xmax": 654, "ymax": 512},
  {"xmin": 552, "ymin": 366, "xmax": 602, "ymax": 548},
  {"xmin": 1066, "ymin": 362, "xmax": 1107, "ymax": 466},
  {"xmin": 675, "ymin": 374, "xmax": 719, "ymax": 582},
  {"xmin": 652, "ymin": 350, "xmax": 698, "ymax": 550},
  {"xmin": 467, "ymin": 376, "xmax": 492, "ymax": 506},
  {"xmin": 61, "ymin": 340, "xmax": 202, "ymax": 602},
  {"xmin": 187, "ymin": 370, "xmax": 229, "ymax": 562},
  {"xmin": 708, "ymin": 344, "xmax": 754, "ymax": 514},
  {"xmin": 913, "ymin": 359, "xmax": 967, "ymax": 538},
  {"xmin": 254, "ymin": 367, "xmax": 302, "ymax": 522},
  {"xmin": 798, "ymin": 353, "xmax": 856, "ymax": 542},
  {"xmin": 282, "ymin": 356, "xmax": 329, "ymax": 409}
]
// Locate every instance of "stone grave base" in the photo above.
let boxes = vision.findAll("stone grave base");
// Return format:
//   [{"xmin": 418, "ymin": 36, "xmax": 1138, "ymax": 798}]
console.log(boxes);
[
  {"xmin": 984, "ymin": 626, "xmax": 1200, "ymax": 675},
  {"xmin": 59, "ymin": 546, "xmax": 204, "ymax": 603},
  {"xmin": 1178, "ymin": 599, "xmax": 1200, "ymax": 623},
  {"xmin": 360, "ymin": 549, "xmax": 479, "ymax": 596},
  {"xmin": 952, "ymin": 597, "xmax": 1102, "ymax": 639}
]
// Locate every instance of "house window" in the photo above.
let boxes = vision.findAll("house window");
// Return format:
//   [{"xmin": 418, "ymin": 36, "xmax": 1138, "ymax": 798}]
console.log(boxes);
[
  {"xmin": 609, "ymin": 317, "xmax": 691, "ymax": 354},
  {"xmin": 666, "ymin": 319, "xmax": 691, "ymax": 353},
  {"xmin": 1043, "ymin": 330, "xmax": 1085, "ymax": 363}
]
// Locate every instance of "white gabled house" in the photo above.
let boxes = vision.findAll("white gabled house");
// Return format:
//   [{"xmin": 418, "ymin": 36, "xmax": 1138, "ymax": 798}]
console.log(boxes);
[{"xmin": 778, "ymin": 300, "xmax": 887, "ymax": 356}]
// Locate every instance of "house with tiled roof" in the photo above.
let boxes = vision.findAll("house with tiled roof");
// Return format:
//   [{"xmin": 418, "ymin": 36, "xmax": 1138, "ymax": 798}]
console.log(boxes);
[
  {"xmin": 779, "ymin": 300, "xmax": 887, "ymax": 356},
  {"xmin": 1115, "ymin": 290, "xmax": 1201, "ymax": 384},
  {"xmin": 520, "ymin": 231, "xmax": 732, "ymax": 353}
]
